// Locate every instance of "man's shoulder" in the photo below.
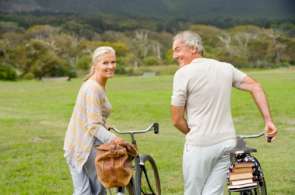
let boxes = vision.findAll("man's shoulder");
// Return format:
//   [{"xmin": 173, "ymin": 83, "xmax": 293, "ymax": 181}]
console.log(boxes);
[
  {"xmin": 174, "ymin": 67, "xmax": 184, "ymax": 78},
  {"xmin": 174, "ymin": 58, "xmax": 234, "ymax": 76},
  {"xmin": 199, "ymin": 57, "xmax": 232, "ymax": 66}
]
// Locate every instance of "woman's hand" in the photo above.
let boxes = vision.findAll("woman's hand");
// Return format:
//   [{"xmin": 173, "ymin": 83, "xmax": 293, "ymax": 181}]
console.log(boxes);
[{"xmin": 112, "ymin": 137, "xmax": 124, "ymax": 144}]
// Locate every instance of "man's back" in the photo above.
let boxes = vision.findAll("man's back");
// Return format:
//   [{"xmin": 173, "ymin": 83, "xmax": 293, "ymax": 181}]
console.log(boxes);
[{"xmin": 172, "ymin": 57, "xmax": 246, "ymax": 146}]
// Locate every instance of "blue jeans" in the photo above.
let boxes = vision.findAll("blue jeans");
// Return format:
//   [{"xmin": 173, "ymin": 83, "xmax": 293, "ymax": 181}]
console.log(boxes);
[{"xmin": 66, "ymin": 139, "xmax": 106, "ymax": 195}]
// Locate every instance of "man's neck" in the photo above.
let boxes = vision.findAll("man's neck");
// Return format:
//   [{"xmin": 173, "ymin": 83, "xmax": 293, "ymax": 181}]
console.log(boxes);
[{"xmin": 190, "ymin": 54, "xmax": 203, "ymax": 63}]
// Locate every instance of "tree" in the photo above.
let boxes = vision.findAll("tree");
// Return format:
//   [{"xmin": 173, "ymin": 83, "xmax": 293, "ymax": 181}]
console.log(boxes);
[
  {"xmin": 23, "ymin": 39, "xmax": 74, "ymax": 79},
  {"xmin": 26, "ymin": 25, "xmax": 59, "ymax": 39},
  {"xmin": 0, "ymin": 21, "xmax": 24, "ymax": 34},
  {"xmin": 50, "ymin": 33, "xmax": 79, "ymax": 67},
  {"xmin": 61, "ymin": 20, "xmax": 95, "ymax": 39},
  {"xmin": 263, "ymin": 29, "xmax": 287, "ymax": 65}
]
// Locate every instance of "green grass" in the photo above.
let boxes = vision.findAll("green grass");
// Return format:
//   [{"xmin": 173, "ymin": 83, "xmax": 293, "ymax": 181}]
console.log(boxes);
[{"xmin": 0, "ymin": 69, "xmax": 294, "ymax": 194}]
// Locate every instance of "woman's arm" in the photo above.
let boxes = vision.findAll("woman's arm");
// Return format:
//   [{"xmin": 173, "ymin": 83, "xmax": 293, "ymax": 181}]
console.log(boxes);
[{"xmin": 85, "ymin": 88, "xmax": 117, "ymax": 143}]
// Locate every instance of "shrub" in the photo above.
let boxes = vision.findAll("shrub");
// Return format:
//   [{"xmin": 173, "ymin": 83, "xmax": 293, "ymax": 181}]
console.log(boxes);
[
  {"xmin": 0, "ymin": 64, "xmax": 17, "ymax": 81},
  {"xmin": 76, "ymin": 55, "xmax": 91, "ymax": 70},
  {"xmin": 65, "ymin": 67, "xmax": 77, "ymax": 79},
  {"xmin": 22, "ymin": 73, "xmax": 34, "ymax": 80},
  {"xmin": 143, "ymin": 56, "xmax": 160, "ymax": 66},
  {"xmin": 164, "ymin": 49, "xmax": 174, "ymax": 65},
  {"xmin": 115, "ymin": 63, "xmax": 127, "ymax": 74}
]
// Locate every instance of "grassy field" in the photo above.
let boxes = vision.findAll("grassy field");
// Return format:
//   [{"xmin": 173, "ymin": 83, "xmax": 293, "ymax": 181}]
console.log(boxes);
[{"xmin": 0, "ymin": 68, "xmax": 294, "ymax": 194}]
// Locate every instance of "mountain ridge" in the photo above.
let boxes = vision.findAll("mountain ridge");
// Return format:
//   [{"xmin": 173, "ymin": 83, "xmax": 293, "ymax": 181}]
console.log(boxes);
[{"xmin": 0, "ymin": 0, "xmax": 294, "ymax": 21}]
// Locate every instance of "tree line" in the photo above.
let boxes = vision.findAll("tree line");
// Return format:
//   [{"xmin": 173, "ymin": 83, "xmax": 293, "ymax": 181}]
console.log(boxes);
[{"xmin": 0, "ymin": 14, "xmax": 294, "ymax": 80}]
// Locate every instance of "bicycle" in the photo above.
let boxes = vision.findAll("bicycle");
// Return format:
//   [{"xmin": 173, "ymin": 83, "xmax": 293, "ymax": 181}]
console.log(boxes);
[
  {"xmin": 107, "ymin": 122, "xmax": 161, "ymax": 195},
  {"xmin": 227, "ymin": 131, "xmax": 271, "ymax": 195}
]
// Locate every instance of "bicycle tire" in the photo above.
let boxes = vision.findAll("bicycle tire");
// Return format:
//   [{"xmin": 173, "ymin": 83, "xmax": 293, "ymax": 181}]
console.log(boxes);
[
  {"xmin": 135, "ymin": 154, "xmax": 161, "ymax": 195},
  {"xmin": 254, "ymin": 173, "xmax": 267, "ymax": 195},
  {"xmin": 253, "ymin": 156, "xmax": 267, "ymax": 195},
  {"xmin": 238, "ymin": 178, "xmax": 267, "ymax": 195}
]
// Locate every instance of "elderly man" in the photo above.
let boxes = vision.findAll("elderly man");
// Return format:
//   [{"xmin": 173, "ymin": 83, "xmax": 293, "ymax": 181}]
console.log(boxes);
[{"xmin": 170, "ymin": 31, "xmax": 277, "ymax": 195}]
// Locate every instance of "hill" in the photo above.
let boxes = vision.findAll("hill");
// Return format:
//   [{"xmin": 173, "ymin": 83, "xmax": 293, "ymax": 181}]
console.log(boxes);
[{"xmin": 1, "ymin": 0, "xmax": 294, "ymax": 21}]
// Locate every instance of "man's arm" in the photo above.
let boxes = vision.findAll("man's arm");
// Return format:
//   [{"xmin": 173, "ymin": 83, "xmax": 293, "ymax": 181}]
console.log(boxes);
[
  {"xmin": 238, "ymin": 76, "xmax": 277, "ymax": 141},
  {"xmin": 171, "ymin": 105, "xmax": 190, "ymax": 135}
]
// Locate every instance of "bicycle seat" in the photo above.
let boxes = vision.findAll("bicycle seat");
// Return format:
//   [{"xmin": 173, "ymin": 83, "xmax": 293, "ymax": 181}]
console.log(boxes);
[{"xmin": 230, "ymin": 137, "xmax": 257, "ymax": 154}]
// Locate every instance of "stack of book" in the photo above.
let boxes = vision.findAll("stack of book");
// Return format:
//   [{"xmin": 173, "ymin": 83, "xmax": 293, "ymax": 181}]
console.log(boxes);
[{"xmin": 228, "ymin": 162, "xmax": 257, "ymax": 189}]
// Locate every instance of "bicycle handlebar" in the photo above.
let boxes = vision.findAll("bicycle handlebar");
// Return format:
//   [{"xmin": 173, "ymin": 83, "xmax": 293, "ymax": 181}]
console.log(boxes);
[
  {"xmin": 109, "ymin": 122, "xmax": 159, "ymax": 135},
  {"xmin": 239, "ymin": 131, "xmax": 272, "ymax": 142}
]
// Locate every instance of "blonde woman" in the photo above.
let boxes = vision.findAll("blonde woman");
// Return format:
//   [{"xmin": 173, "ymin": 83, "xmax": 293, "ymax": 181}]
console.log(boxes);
[{"xmin": 64, "ymin": 46, "xmax": 122, "ymax": 195}]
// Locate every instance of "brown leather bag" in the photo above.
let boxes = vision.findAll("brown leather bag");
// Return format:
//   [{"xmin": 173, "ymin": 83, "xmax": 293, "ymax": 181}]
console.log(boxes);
[{"xmin": 95, "ymin": 140, "xmax": 137, "ymax": 188}]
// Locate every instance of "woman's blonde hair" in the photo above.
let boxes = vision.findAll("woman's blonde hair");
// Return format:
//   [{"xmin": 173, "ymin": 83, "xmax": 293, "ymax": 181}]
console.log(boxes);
[{"xmin": 84, "ymin": 46, "xmax": 116, "ymax": 81}]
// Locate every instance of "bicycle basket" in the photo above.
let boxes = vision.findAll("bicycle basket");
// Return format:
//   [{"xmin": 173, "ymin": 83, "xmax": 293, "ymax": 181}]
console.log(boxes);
[{"xmin": 95, "ymin": 141, "xmax": 137, "ymax": 188}]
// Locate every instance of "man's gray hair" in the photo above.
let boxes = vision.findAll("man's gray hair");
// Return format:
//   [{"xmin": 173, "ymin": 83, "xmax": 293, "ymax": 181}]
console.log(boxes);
[
  {"xmin": 92, "ymin": 46, "xmax": 116, "ymax": 66},
  {"xmin": 173, "ymin": 31, "xmax": 204, "ymax": 54}
]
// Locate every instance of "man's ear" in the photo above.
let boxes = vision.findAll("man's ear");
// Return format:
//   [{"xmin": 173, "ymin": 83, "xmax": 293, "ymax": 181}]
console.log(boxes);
[{"xmin": 191, "ymin": 47, "xmax": 198, "ymax": 55}]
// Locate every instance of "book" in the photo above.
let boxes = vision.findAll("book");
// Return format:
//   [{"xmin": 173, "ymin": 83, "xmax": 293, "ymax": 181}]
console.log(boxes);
[
  {"xmin": 232, "ymin": 167, "xmax": 253, "ymax": 174},
  {"xmin": 228, "ymin": 182, "xmax": 257, "ymax": 190},
  {"xmin": 229, "ymin": 172, "xmax": 253, "ymax": 181},
  {"xmin": 231, "ymin": 178, "xmax": 254, "ymax": 186},
  {"xmin": 234, "ymin": 162, "xmax": 254, "ymax": 169}
]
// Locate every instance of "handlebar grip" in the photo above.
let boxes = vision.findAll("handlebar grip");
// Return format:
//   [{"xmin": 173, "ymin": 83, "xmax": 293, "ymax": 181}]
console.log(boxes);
[{"xmin": 153, "ymin": 123, "xmax": 159, "ymax": 134}]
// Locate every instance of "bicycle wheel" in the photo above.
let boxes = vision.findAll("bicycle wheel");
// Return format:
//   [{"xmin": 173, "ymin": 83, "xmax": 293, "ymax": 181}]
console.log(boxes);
[
  {"xmin": 238, "ymin": 179, "xmax": 267, "ymax": 195},
  {"xmin": 253, "ymin": 157, "xmax": 267, "ymax": 195},
  {"xmin": 255, "ymin": 176, "xmax": 267, "ymax": 195},
  {"xmin": 239, "ymin": 190, "xmax": 255, "ymax": 195},
  {"xmin": 135, "ymin": 154, "xmax": 161, "ymax": 195}
]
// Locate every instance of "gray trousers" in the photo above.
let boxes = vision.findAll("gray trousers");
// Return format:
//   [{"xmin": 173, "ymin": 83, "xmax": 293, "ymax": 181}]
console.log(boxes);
[
  {"xmin": 183, "ymin": 139, "xmax": 236, "ymax": 195},
  {"xmin": 67, "ymin": 140, "xmax": 106, "ymax": 195}
]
